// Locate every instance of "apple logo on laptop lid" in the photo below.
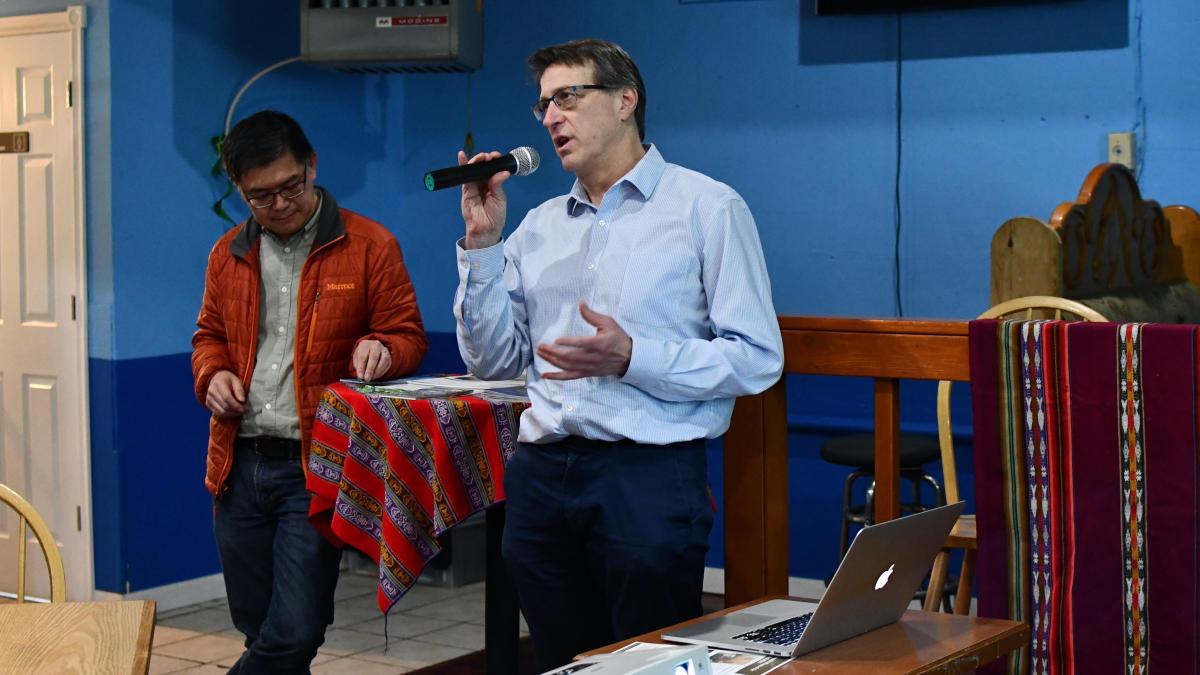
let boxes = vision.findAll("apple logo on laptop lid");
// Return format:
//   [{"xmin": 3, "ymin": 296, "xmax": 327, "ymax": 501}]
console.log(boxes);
[{"xmin": 874, "ymin": 563, "xmax": 895, "ymax": 591}]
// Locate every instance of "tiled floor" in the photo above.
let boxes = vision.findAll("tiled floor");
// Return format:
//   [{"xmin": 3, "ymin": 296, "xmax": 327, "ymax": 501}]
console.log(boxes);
[{"xmin": 150, "ymin": 572, "xmax": 527, "ymax": 674}]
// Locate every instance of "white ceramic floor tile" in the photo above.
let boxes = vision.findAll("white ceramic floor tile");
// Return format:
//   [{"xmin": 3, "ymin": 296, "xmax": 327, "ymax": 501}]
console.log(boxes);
[
  {"xmin": 154, "ymin": 575, "xmax": 504, "ymax": 672},
  {"xmin": 166, "ymin": 664, "xmax": 231, "ymax": 675},
  {"xmin": 158, "ymin": 608, "xmax": 238, "ymax": 635},
  {"xmin": 311, "ymin": 651, "xmax": 341, "ymax": 666},
  {"xmin": 155, "ymin": 605, "xmax": 198, "ymax": 620},
  {"xmin": 202, "ymin": 642, "xmax": 346, "ymax": 669},
  {"xmin": 152, "ymin": 625, "xmax": 203, "ymax": 648},
  {"xmin": 331, "ymin": 597, "xmax": 390, "ymax": 628},
  {"xmin": 353, "ymin": 639, "xmax": 472, "ymax": 669},
  {"xmin": 403, "ymin": 593, "xmax": 485, "ymax": 623},
  {"xmin": 311, "ymin": 656, "xmax": 413, "ymax": 674},
  {"xmin": 386, "ymin": 583, "xmax": 460, "ymax": 610},
  {"xmin": 147, "ymin": 654, "xmax": 204, "ymax": 675},
  {"xmin": 343, "ymin": 612, "xmax": 457, "ymax": 639},
  {"xmin": 410, "ymin": 621, "xmax": 485, "ymax": 651},
  {"xmin": 318, "ymin": 627, "xmax": 391, "ymax": 656},
  {"xmin": 155, "ymin": 633, "xmax": 247, "ymax": 664}
]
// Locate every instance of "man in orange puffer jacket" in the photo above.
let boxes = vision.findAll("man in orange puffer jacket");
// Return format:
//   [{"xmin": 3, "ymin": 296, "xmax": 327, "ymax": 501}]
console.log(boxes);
[{"xmin": 191, "ymin": 110, "xmax": 427, "ymax": 674}]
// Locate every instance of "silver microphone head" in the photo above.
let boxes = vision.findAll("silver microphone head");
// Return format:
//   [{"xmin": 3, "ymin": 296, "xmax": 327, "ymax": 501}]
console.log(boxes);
[{"xmin": 510, "ymin": 146, "xmax": 540, "ymax": 177}]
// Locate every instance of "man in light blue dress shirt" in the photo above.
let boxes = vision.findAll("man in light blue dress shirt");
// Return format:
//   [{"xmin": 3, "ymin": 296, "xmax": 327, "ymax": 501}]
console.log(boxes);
[{"xmin": 452, "ymin": 38, "xmax": 784, "ymax": 670}]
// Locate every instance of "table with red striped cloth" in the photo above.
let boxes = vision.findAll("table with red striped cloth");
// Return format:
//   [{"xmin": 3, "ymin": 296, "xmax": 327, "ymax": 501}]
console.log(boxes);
[{"xmin": 306, "ymin": 381, "xmax": 528, "ymax": 613}]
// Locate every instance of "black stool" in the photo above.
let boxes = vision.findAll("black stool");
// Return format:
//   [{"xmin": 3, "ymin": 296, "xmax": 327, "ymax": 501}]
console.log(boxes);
[{"xmin": 820, "ymin": 432, "xmax": 945, "ymax": 562}]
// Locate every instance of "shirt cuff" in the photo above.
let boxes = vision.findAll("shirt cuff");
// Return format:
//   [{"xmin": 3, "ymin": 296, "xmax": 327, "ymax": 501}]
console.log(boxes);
[
  {"xmin": 620, "ymin": 335, "xmax": 662, "ymax": 388},
  {"xmin": 456, "ymin": 237, "xmax": 506, "ymax": 282}
]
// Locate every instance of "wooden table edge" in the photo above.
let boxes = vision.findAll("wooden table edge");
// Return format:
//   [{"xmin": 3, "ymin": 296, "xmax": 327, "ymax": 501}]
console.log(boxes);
[
  {"xmin": 913, "ymin": 616, "xmax": 1027, "ymax": 674},
  {"xmin": 133, "ymin": 600, "xmax": 157, "ymax": 675},
  {"xmin": 580, "ymin": 595, "xmax": 1029, "ymax": 675}
]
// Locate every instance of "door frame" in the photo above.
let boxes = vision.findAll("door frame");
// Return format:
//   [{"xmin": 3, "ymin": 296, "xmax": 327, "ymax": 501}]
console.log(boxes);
[{"xmin": 0, "ymin": 5, "xmax": 92, "ymax": 599}]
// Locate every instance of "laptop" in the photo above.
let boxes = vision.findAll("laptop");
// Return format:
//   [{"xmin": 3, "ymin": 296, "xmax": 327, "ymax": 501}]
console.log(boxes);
[{"xmin": 661, "ymin": 500, "xmax": 965, "ymax": 658}]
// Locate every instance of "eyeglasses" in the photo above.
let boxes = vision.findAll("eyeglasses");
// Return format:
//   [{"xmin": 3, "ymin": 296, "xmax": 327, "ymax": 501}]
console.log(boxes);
[
  {"xmin": 531, "ymin": 84, "xmax": 612, "ymax": 121},
  {"xmin": 244, "ymin": 167, "xmax": 308, "ymax": 209}
]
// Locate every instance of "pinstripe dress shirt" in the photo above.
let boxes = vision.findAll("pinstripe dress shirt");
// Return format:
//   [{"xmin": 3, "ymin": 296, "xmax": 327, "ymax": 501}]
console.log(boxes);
[{"xmin": 454, "ymin": 145, "xmax": 783, "ymax": 445}]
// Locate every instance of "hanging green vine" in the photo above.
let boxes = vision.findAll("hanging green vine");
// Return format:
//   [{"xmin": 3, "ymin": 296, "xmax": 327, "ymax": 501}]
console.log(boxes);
[{"xmin": 210, "ymin": 134, "xmax": 237, "ymax": 228}]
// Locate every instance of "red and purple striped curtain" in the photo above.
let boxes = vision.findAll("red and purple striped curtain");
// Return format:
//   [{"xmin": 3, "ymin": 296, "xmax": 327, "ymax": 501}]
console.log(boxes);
[{"xmin": 972, "ymin": 319, "xmax": 1198, "ymax": 675}]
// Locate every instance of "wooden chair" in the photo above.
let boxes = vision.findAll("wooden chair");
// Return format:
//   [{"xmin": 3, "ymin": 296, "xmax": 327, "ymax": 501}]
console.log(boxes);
[
  {"xmin": 0, "ymin": 482, "xmax": 66, "ymax": 602},
  {"xmin": 922, "ymin": 295, "xmax": 1106, "ymax": 614}
]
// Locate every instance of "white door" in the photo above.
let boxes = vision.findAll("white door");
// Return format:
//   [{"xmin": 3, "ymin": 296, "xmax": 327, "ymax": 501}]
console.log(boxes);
[{"xmin": 0, "ymin": 7, "xmax": 91, "ymax": 601}]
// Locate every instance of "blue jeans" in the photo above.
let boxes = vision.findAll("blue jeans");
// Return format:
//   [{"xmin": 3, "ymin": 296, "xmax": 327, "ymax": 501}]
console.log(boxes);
[
  {"xmin": 214, "ymin": 445, "xmax": 342, "ymax": 675},
  {"xmin": 501, "ymin": 437, "xmax": 713, "ymax": 671}
]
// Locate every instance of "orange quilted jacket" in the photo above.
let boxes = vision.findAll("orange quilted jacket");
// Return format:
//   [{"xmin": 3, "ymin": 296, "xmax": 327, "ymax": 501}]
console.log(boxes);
[{"xmin": 191, "ymin": 189, "xmax": 428, "ymax": 496}]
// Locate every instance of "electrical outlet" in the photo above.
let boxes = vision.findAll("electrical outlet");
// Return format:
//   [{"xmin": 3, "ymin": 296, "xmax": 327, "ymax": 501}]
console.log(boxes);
[{"xmin": 1109, "ymin": 132, "xmax": 1135, "ymax": 170}]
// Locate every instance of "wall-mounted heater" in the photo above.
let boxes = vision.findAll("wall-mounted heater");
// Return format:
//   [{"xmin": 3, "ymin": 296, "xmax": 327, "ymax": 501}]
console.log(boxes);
[{"xmin": 300, "ymin": 1, "xmax": 483, "ymax": 74}]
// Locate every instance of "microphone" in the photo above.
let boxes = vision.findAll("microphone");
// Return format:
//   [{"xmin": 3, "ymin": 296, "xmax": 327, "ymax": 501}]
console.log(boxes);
[{"xmin": 423, "ymin": 147, "xmax": 541, "ymax": 191}]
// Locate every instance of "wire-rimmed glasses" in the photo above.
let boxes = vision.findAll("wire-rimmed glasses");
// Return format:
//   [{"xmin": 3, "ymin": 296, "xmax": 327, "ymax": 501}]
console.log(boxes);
[
  {"xmin": 531, "ymin": 84, "xmax": 612, "ymax": 121},
  {"xmin": 244, "ymin": 166, "xmax": 308, "ymax": 209}
]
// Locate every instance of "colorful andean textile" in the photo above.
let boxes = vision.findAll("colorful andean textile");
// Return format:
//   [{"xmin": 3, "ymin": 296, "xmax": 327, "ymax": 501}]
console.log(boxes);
[
  {"xmin": 307, "ymin": 382, "xmax": 528, "ymax": 612},
  {"xmin": 971, "ymin": 320, "xmax": 1198, "ymax": 675}
]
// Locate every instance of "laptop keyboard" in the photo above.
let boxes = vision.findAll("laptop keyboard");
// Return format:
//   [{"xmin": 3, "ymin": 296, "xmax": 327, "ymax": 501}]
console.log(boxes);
[{"xmin": 731, "ymin": 612, "xmax": 814, "ymax": 646}]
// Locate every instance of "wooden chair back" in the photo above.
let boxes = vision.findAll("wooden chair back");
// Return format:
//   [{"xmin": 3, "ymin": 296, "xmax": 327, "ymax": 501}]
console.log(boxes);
[
  {"xmin": 920, "ymin": 296, "xmax": 1106, "ymax": 615},
  {"xmin": 936, "ymin": 296, "xmax": 1107, "ymax": 504},
  {"xmin": 0, "ymin": 482, "xmax": 66, "ymax": 602}
]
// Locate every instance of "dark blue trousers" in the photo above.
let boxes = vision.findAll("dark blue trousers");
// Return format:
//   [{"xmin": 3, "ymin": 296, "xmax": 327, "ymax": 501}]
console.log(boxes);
[
  {"xmin": 501, "ymin": 437, "xmax": 713, "ymax": 671},
  {"xmin": 214, "ymin": 445, "xmax": 342, "ymax": 675}
]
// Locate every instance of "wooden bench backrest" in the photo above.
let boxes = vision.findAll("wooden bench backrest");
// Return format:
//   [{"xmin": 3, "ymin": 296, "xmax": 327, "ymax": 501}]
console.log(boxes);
[{"xmin": 991, "ymin": 163, "xmax": 1200, "ymax": 322}]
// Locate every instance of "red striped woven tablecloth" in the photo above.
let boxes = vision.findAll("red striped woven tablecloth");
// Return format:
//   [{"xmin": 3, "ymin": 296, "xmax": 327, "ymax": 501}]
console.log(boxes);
[{"xmin": 307, "ymin": 381, "xmax": 528, "ymax": 612}]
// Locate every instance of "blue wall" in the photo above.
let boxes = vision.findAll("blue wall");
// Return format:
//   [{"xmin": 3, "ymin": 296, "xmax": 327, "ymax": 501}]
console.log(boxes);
[{"xmin": 9, "ymin": 0, "xmax": 1196, "ymax": 591}]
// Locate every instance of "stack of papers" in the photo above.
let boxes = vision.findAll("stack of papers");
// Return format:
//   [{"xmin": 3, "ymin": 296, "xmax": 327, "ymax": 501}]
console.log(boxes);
[
  {"xmin": 342, "ymin": 374, "xmax": 529, "ymax": 402},
  {"xmin": 473, "ymin": 385, "xmax": 532, "ymax": 404},
  {"xmin": 543, "ymin": 642, "xmax": 790, "ymax": 675},
  {"xmin": 615, "ymin": 642, "xmax": 791, "ymax": 674}
]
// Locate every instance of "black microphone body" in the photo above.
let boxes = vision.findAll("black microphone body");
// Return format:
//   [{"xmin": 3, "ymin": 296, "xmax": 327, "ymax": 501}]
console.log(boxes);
[{"xmin": 423, "ymin": 147, "xmax": 540, "ymax": 191}]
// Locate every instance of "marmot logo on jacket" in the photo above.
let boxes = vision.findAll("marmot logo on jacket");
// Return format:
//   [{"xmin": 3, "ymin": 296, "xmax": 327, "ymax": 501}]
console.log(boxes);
[{"xmin": 325, "ymin": 282, "xmax": 356, "ymax": 292}]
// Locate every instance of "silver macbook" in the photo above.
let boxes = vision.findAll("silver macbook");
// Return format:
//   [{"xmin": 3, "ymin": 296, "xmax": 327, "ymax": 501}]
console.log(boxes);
[{"xmin": 661, "ymin": 500, "xmax": 965, "ymax": 658}]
